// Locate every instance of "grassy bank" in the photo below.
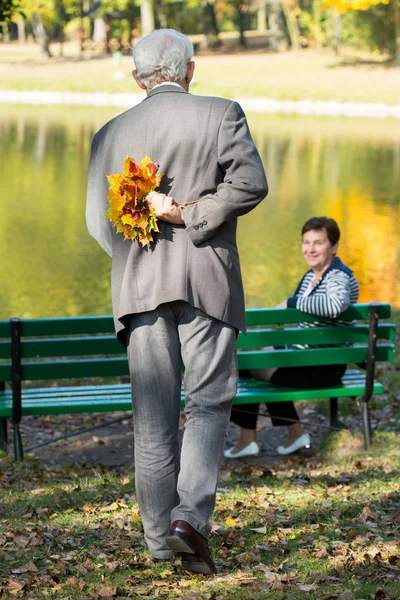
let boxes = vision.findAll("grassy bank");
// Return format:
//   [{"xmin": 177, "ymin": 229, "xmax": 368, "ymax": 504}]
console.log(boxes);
[
  {"xmin": 0, "ymin": 312, "xmax": 399, "ymax": 599},
  {"xmin": 1, "ymin": 43, "xmax": 400, "ymax": 104}
]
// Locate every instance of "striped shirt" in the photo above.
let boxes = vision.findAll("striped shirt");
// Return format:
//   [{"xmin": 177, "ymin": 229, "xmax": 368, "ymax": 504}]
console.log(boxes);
[{"xmin": 286, "ymin": 256, "xmax": 359, "ymax": 346}]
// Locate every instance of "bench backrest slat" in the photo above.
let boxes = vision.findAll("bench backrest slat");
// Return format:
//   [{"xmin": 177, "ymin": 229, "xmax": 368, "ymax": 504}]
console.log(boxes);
[
  {"xmin": 20, "ymin": 336, "xmax": 122, "ymax": 359},
  {"xmin": 0, "ymin": 324, "xmax": 394, "ymax": 360},
  {"xmin": 0, "ymin": 304, "xmax": 395, "ymax": 383},
  {"xmin": 0, "ymin": 343, "xmax": 394, "ymax": 383},
  {"xmin": 0, "ymin": 304, "xmax": 390, "ymax": 339},
  {"xmin": 20, "ymin": 316, "xmax": 114, "ymax": 337},
  {"xmin": 238, "ymin": 344, "xmax": 394, "ymax": 369},
  {"xmin": 237, "ymin": 323, "xmax": 396, "ymax": 349},
  {"xmin": 245, "ymin": 303, "xmax": 391, "ymax": 326},
  {"xmin": 21, "ymin": 357, "xmax": 130, "ymax": 381}
]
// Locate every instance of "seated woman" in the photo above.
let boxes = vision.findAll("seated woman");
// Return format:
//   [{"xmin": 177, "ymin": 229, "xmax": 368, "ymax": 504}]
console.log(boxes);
[{"xmin": 224, "ymin": 216, "xmax": 359, "ymax": 458}]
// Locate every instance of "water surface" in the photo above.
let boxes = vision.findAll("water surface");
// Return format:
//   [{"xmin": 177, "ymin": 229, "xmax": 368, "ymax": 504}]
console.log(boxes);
[{"xmin": 1, "ymin": 105, "xmax": 399, "ymax": 320}]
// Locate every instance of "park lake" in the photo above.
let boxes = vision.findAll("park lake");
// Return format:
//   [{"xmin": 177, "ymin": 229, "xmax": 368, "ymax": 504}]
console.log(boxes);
[{"xmin": 1, "ymin": 104, "xmax": 400, "ymax": 321}]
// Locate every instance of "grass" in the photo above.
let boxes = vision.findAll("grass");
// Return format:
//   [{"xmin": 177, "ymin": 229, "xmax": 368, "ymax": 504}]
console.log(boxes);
[
  {"xmin": 0, "ymin": 432, "xmax": 399, "ymax": 599},
  {"xmin": 0, "ymin": 313, "xmax": 399, "ymax": 599},
  {"xmin": 1, "ymin": 41, "xmax": 400, "ymax": 104}
]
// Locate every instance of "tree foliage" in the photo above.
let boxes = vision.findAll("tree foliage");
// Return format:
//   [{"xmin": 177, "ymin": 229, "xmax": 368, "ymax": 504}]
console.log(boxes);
[
  {"xmin": 320, "ymin": 0, "xmax": 389, "ymax": 14},
  {"xmin": 3, "ymin": 0, "xmax": 399, "ymax": 60},
  {"xmin": 0, "ymin": 0, "xmax": 25, "ymax": 21}
]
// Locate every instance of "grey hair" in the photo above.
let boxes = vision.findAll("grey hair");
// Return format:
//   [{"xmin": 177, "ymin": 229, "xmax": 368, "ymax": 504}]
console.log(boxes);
[{"xmin": 132, "ymin": 29, "xmax": 193, "ymax": 89}]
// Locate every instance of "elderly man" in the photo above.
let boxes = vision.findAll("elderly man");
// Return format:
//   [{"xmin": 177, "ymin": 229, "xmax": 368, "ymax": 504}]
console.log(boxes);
[{"xmin": 86, "ymin": 29, "xmax": 268, "ymax": 574}]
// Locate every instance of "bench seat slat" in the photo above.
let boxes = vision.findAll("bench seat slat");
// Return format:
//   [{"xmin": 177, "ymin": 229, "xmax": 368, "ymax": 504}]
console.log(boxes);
[{"xmin": 0, "ymin": 371, "xmax": 383, "ymax": 417}]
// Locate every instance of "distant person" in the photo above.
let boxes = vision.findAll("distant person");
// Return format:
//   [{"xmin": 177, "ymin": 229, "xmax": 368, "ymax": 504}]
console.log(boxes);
[
  {"xmin": 224, "ymin": 216, "xmax": 359, "ymax": 459},
  {"xmin": 86, "ymin": 29, "xmax": 268, "ymax": 574}
]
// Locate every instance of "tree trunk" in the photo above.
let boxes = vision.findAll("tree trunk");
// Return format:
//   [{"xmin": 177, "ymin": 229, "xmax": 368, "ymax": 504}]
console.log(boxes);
[
  {"xmin": 17, "ymin": 20, "xmax": 26, "ymax": 44},
  {"xmin": 238, "ymin": 3, "xmax": 247, "ymax": 47},
  {"xmin": 33, "ymin": 19, "xmax": 52, "ymax": 57},
  {"xmin": 268, "ymin": 0, "xmax": 288, "ymax": 51},
  {"xmin": 333, "ymin": 10, "xmax": 341, "ymax": 56},
  {"xmin": 140, "ymin": 0, "xmax": 154, "ymax": 37},
  {"xmin": 202, "ymin": 0, "xmax": 220, "ymax": 48},
  {"xmin": 2, "ymin": 22, "xmax": 10, "ymax": 43},
  {"xmin": 257, "ymin": 0, "xmax": 267, "ymax": 30},
  {"xmin": 394, "ymin": 0, "xmax": 400, "ymax": 67},
  {"xmin": 313, "ymin": 0, "xmax": 322, "ymax": 49},
  {"xmin": 279, "ymin": 0, "xmax": 300, "ymax": 52}
]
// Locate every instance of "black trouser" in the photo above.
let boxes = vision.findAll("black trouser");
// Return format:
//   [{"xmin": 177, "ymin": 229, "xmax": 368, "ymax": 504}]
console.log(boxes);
[{"xmin": 230, "ymin": 364, "xmax": 347, "ymax": 430}]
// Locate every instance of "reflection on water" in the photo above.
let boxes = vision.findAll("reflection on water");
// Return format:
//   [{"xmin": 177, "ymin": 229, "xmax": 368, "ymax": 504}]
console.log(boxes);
[{"xmin": 0, "ymin": 105, "xmax": 400, "ymax": 320}]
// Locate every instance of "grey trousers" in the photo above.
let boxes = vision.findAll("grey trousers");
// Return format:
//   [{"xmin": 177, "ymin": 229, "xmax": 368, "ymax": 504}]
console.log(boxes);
[{"xmin": 126, "ymin": 301, "xmax": 238, "ymax": 559}]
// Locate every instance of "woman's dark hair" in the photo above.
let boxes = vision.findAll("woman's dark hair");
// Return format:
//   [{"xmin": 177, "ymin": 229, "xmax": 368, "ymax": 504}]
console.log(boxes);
[{"xmin": 302, "ymin": 216, "xmax": 340, "ymax": 246}]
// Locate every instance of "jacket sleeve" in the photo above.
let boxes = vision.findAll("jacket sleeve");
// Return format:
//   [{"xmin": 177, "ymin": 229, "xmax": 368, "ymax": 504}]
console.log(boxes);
[
  {"xmin": 183, "ymin": 101, "xmax": 268, "ymax": 245},
  {"xmin": 287, "ymin": 270, "xmax": 353, "ymax": 318},
  {"xmin": 86, "ymin": 133, "xmax": 114, "ymax": 257}
]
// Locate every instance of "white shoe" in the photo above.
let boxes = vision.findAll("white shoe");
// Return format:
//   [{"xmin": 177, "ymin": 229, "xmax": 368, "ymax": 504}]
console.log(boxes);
[
  {"xmin": 224, "ymin": 441, "xmax": 260, "ymax": 459},
  {"xmin": 277, "ymin": 433, "xmax": 311, "ymax": 455}
]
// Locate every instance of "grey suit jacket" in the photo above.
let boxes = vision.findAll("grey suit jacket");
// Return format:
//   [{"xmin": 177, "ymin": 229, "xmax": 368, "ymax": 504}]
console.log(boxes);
[{"xmin": 86, "ymin": 85, "xmax": 268, "ymax": 345}]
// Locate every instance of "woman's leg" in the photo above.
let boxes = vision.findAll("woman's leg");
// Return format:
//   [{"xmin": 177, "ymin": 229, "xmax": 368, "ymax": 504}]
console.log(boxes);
[
  {"xmin": 266, "ymin": 400, "xmax": 306, "ymax": 446},
  {"xmin": 269, "ymin": 364, "xmax": 346, "ymax": 450},
  {"xmin": 228, "ymin": 404, "xmax": 259, "ymax": 453},
  {"xmin": 227, "ymin": 367, "xmax": 281, "ymax": 454},
  {"xmin": 229, "ymin": 366, "xmax": 290, "ymax": 453},
  {"xmin": 245, "ymin": 368, "xmax": 306, "ymax": 444}
]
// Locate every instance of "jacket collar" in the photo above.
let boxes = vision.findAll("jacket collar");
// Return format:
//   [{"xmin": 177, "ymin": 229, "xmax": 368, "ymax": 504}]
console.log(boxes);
[
  {"xmin": 146, "ymin": 84, "xmax": 188, "ymax": 100},
  {"xmin": 313, "ymin": 256, "xmax": 353, "ymax": 279},
  {"xmin": 294, "ymin": 256, "xmax": 353, "ymax": 295}
]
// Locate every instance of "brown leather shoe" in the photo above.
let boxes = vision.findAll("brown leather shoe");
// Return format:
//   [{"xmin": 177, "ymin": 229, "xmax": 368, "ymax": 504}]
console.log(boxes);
[{"xmin": 166, "ymin": 520, "xmax": 216, "ymax": 575}]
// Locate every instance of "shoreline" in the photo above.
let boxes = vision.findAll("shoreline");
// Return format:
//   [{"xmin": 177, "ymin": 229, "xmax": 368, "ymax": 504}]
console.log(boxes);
[{"xmin": 1, "ymin": 90, "xmax": 400, "ymax": 119}]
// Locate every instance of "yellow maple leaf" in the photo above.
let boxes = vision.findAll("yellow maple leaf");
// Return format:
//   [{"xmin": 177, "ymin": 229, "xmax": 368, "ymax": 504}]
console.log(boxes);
[
  {"xmin": 121, "ymin": 214, "xmax": 135, "ymax": 226},
  {"xmin": 138, "ymin": 231, "xmax": 153, "ymax": 246},
  {"xmin": 131, "ymin": 513, "xmax": 141, "ymax": 523}
]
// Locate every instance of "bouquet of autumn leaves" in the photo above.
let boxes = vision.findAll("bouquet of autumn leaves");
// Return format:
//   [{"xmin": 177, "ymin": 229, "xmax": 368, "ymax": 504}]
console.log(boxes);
[{"xmin": 106, "ymin": 155, "xmax": 162, "ymax": 247}]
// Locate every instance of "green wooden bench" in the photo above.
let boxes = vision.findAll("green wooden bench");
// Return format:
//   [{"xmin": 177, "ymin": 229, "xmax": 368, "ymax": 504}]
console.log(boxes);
[{"xmin": 0, "ymin": 303, "xmax": 395, "ymax": 461}]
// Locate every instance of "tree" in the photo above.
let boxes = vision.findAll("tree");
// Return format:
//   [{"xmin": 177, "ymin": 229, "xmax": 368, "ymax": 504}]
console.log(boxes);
[
  {"xmin": 320, "ymin": 0, "xmax": 390, "ymax": 54},
  {"xmin": 16, "ymin": 0, "xmax": 82, "ymax": 56}
]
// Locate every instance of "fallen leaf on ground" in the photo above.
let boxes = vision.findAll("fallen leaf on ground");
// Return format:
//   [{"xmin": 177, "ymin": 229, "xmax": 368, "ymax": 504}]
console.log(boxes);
[
  {"xmin": 225, "ymin": 518, "xmax": 237, "ymax": 527},
  {"xmin": 7, "ymin": 580, "xmax": 25, "ymax": 595},
  {"xmin": 95, "ymin": 585, "xmax": 117, "ymax": 597},
  {"xmin": 102, "ymin": 502, "xmax": 119, "ymax": 512},
  {"xmin": 10, "ymin": 560, "xmax": 38, "ymax": 573},
  {"xmin": 249, "ymin": 526, "xmax": 267, "ymax": 534}
]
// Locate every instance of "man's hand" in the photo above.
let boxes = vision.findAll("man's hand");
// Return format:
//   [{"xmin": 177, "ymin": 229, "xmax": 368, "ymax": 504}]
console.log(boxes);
[{"xmin": 146, "ymin": 192, "xmax": 184, "ymax": 225}]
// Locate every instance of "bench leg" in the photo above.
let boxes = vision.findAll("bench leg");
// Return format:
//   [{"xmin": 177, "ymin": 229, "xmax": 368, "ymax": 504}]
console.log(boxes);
[
  {"xmin": 329, "ymin": 398, "xmax": 347, "ymax": 430},
  {"xmin": 362, "ymin": 401, "xmax": 372, "ymax": 449},
  {"xmin": 0, "ymin": 418, "xmax": 8, "ymax": 453},
  {"xmin": 330, "ymin": 398, "xmax": 339, "ymax": 428},
  {"xmin": 13, "ymin": 423, "xmax": 24, "ymax": 461}
]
